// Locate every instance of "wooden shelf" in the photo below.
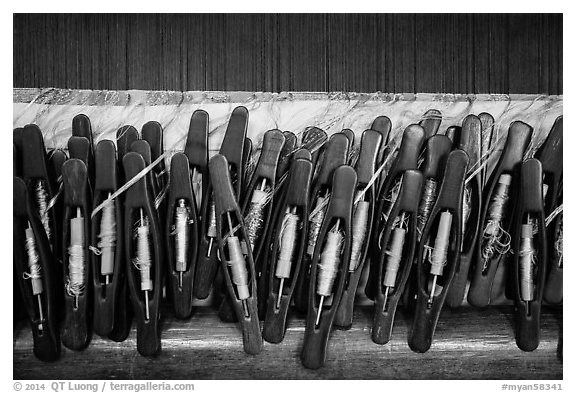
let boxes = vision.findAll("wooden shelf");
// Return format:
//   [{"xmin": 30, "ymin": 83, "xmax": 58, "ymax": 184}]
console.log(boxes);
[{"xmin": 13, "ymin": 306, "xmax": 562, "ymax": 380}]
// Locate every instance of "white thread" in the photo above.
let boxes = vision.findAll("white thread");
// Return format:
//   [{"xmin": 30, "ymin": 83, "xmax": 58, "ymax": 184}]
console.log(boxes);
[
  {"xmin": 24, "ymin": 227, "xmax": 44, "ymax": 295},
  {"xmin": 519, "ymin": 223, "xmax": 535, "ymax": 302},
  {"xmin": 156, "ymin": 168, "xmax": 167, "ymax": 179},
  {"xmin": 207, "ymin": 199, "xmax": 217, "ymax": 237},
  {"xmin": 133, "ymin": 217, "xmax": 153, "ymax": 292},
  {"xmin": 301, "ymin": 128, "xmax": 329, "ymax": 154},
  {"xmin": 429, "ymin": 211, "xmax": 452, "ymax": 276},
  {"xmin": 46, "ymin": 176, "xmax": 63, "ymax": 214},
  {"xmin": 382, "ymin": 179, "xmax": 402, "ymax": 223},
  {"xmin": 244, "ymin": 186, "xmax": 270, "ymax": 251},
  {"xmin": 383, "ymin": 227, "xmax": 406, "ymax": 288},
  {"xmin": 555, "ymin": 215, "xmax": 563, "ymax": 268},
  {"xmin": 89, "ymin": 246, "xmax": 102, "ymax": 256},
  {"xmin": 98, "ymin": 197, "xmax": 116, "ymax": 276},
  {"xmin": 24, "ymin": 224, "xmax": 45, "ymax": 329},
  {"xmin": 275, "ymin": 210, "xmax": 299, "ymax": 279},
  {"xmin": 227, "ymin": 236, "xmax": 250, "ymax": 300},
  {"xmin": 307, "ymin": 196, "xmax": 329, "ymax": 255},
  {"xmin": 545, "ymin": 204, "xmax": 563, "ymax": 228},
  {"xmin": 67, "ymin": 245, "xmax": 85, "ymax": 297},
  {"xmin": 481, "ymin": 174, "xmax": 512, "ymax": 270},
  {"xmin": 349, "ymin": 196, "xmax": 369, "ymax": 272},
  {"xmin": 154, "ymin": 182, "xmax": 170, "ymax": 210},
  {"xmin": 66, "ymin": 214, "xmax": 85, "ymax": 299},
  {"xmin": 205, "ymin": 198, "xmax": 218, "ymax": 257},
  {"xmin": 462, "ymin": 184, "xmax": 472, "ymax": 238},
  {"xmin": 317, "ymin": 226, "xmax": 344, "ymax": 297},
  {"xmin": 191, "ymin": 168, "xmax": 202, "ymax": 208},
  {"xmin": 34, "ymin": 181, "xmax": 51, "ymax": 241},
  {"xmin": 465, "ymin": 132, "xmax": 508, "ymax": 184},
  {"xmin": 417, "ymin": 178, "xmax": 437, "ymax": 235},
  {"xmin": 174, "ymin": 199, "xmax": 189, "ymax": 272}
]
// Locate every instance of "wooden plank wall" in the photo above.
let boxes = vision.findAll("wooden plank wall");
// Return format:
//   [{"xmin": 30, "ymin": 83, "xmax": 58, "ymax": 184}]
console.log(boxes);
[
  {"xmin": 13, "ymin": 14, "xmax": 562, "ymax": 94},
  {"xmin": 14, "ymin": 306, "xmax": 563, "ymax": 379}
]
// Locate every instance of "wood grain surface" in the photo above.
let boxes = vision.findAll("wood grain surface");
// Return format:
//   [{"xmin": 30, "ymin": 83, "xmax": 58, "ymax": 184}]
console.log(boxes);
[
  {"xmin": 13, "ymin": 14, "xmax": 562, "ymax": 94},
  {"xmin": 13, "ymin": 306, "xmax": 562, "ymax": 380}
]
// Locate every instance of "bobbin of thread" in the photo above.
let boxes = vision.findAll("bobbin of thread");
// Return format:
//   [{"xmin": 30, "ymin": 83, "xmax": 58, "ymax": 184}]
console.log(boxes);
[
  {"xmin": 470, "ymin": 122, "xmax": 533, "ymax": 310},
  {"xmin": 302, "ymin": 165, "xmax": 356, "ymax": 369},
  {"xmin": 382, "ymin": 225, "xmax": 406, "ymax": 309},
  {"xmin": 135, "ymin": 210, "xmax": 153, "ymax": 320},
  {"xmin": 446, "ymin": 114, "xmax": 483, "ymax": 309},
  {"xmin": 308, "ymin": 195, "xmax": 329, "ymax": 256},
  {"xmin": 175, "ymin": 199, "xmax": 189, "ymax": 271},
  {"xmin": 123, "ymin": 151, "xmax": 164, "ymax": 356},
  {"xmin": 34, "ymin": 180, "xmax": 52, "ymax": 242},
  {"xmin": 24, "ymin": 225, "xmax": 45, "ymax": 331},
  {"xmin": 519, "ymin": 222, "xmax": 535, "ymax": 303},
  {"xmin": 223, "ymin": 210, "xmax": 250, "ymax": 318},
  {"xmin": 68, "ymin": 208, "xmax": 85, "ymax": 310},
  {"xmin": 98, "ymin": 195, "xmax": 116, "ymax": 285},
  {"xmin": 92, "ymin": 138, "xmax": 129, "ymax": 339},
  {"xmin": 22, "ymin": 125, "xmax": 59, "ymax": 278},
  {"xmin": 317, "ymin": 225, "xmax": 343, "ymax": 295},
  {"xmin": 409, "ymin": 149, "xmax": 468, "ymax": 354},
  {"xmin": 481, "ymin": 173, "xmax": 512, "ymax": 269},
  {"xmin": 14, "ymin": 175, "xmax": 61, "ymax": 360},
  {"xmin": 275, "ymin": 208, "xmax": 299, "ymax": 308},
  {"xmin": 210, "ymin": 153, "xmax": 263, "ymax": 355},
  {"xmin": 275, "ymin": 209, "xmax": 299, "ymax": 279},
  {"xmin": 240, "ymin": 129, "xmax": 286, "ymax": 319},
  {"xmin": 204, "ymin": 112, "xmax": 248, "ymax": 320},
  {"xmin": 333, "ymin": 129, "xmax": 382, "ymax": 330},
  {"xmin": 206, "ymin": 199, "xmax": 217, "ymax": 256},
  {"xmin": 25, "ymin": 226, "xmax": 44, "ymax": 295},
  {"xmin": 244, "ymin": 179, "xmax": 269, "ymax": 252},
  {"xmin": 371, "ymin": 170, "xmax": 424, "ymax": 346},
  {"xmin": 349, "ymin": 198, "xmax": 369, "ymax": 272},
  {"xmin": 164, "ymin": 151, "xmax": 200, "ymax": 321},
  {"xmin": 296, "ymin": 133, "xmax": 350, "ymax": 317},
  {"xmin": 137, "ymin": 224, "xmax": 153, "ymax": 290},
  {"xmin": 417, "ymin": 179, "xmax": 437, "ymax": 235},
  {"xmin": 486, "ymin": 174, "xmax": 512, "ymax": 229},
  {"xmin": 383, "ymin": 226, "xmax": 406, "ymax": 299},
  {"xmin": 427, "ymin": 211, "xmax": 452, "ymax": 307},
  {"xmin": 316, "ymin": 220, "xmax": 344, "ymax": 326},
  {"xmin": 263, "ymin": 154, "xmax": 313, "ymax": 344},
  {"xmin": 416, "ymin": 134, "xmax": 452, "ymax": 238},
  {"xmin": 61, "ymin": 157, "xmax": 92, "ymax": 351},
  {"xmin": 174, "ymin": 199, "xmax": 190, "ymax": 287},
  {"xmin": 430, "ymin": 212, "xmax": 452, "ymax": 275},
  {"xmin": 511, "ymin": 157, "xmax": 545, "ymax": 352},
  {"xmin": 368, "ymin": 125, "xmax": 426, "ymax": 302},
  {"xmin": 227, "ymin": 236, "xmax": 250, "ymax": 301}
]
